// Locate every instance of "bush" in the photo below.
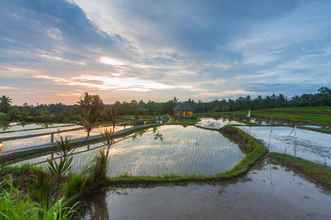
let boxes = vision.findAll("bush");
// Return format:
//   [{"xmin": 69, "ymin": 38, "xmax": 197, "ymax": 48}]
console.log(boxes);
[
  {"xmin": 0, "ymin": 112, "xmax": 8, "ymax": 122},
  {"xmin": 0, "ymin": 181, "xmax": 75, "ymax": 220}
]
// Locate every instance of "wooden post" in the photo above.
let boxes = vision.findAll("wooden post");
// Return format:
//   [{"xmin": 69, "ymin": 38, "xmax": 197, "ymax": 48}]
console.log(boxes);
[{"xmin": 50, "ymin": 133, "xmax": 54, "ymax": 143}]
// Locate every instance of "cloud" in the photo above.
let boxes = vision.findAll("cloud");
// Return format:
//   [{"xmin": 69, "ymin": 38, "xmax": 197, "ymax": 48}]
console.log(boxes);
[
  {"xmin": 1, "ymin": 0, "xmax": 331, "ymax": 104},
  {"xmin": 99, "ymin": 56, "xmax": 125, "ymax": 66},
  {"xmin": 0, "ymin": 86, "xmax": 17, "ymax": 91},
  {"xmin": 34, "ymin": 74, "xmax": 193, "ymax": 92}
]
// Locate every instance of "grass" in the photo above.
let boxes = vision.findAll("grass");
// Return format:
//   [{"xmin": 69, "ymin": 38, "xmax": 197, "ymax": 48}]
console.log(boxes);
[
  {"xmin": 0, "ymin": 164, "xmax": 44, "ymax": 177},
  {"xmin": 0, "ymin": 180, "xmax": 76, "ymax": 220},
  {"xmin": 269, "ymin": 152, "xmax": 331, "ymax": 191},
  {"xmin": 205, "ymin": 106, "xmax": 331, "ymax": 126},
  {"xmin": 166, "ymin": 116, "xmax": 200, "ymax": 126}
]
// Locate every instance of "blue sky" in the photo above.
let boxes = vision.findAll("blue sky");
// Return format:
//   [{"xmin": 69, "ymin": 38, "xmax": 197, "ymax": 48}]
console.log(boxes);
[{"xmin": 1, "ymin": 0, "xmax": 331, "ymax": 104}]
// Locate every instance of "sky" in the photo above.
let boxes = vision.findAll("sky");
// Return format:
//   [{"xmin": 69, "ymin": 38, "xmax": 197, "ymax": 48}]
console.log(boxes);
[{"xmin": 1, "ymin": 0, "xmax": 331, "ymax": 105}]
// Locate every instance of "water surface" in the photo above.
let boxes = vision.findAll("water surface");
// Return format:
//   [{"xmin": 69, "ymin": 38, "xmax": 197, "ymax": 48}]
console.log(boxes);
[
  {"xmin": 83, "ymin": 160, "xmax": 331, "ymax": 220},
  {"xmin": 15, "ymin": 125, "xmax": 244, "ymax": 177},
  {"xmin": 240, "ymin": 126, "xmax": 331, "ymax": 166},
  {"xmin": 0, "ymin": 123, "xmax": 73, "ymax": 132},
  {"xmin": 0, "ymin": 125, "xmax": 127, "ymax": 153},
  {"xmin": 197, "ymin": 117, "xmax": 244, "ymax": 129}
]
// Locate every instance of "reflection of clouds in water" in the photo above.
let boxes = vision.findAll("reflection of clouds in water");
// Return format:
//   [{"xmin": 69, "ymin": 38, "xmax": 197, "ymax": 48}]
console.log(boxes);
[
  {"xmin": 197, "ymin": 118, "xmax": 244, "ymax": 129},
  {"xmin": 15, "ymin": 125, "xmax": 244, "ymax": 177},
  {"xmin": 108, "ymin": 125, "xmax": 244, "ymax": 176},
  {"xmin": 278, "ymin": 135, "xmax": 331, "ymax": 159},
  {"xmin": 0, "ymin": 125, "xmax": 127, "ymax": 152},
  {"xmin": 241, "ymin": 126, "xmax": 331, "ymax": 165}
]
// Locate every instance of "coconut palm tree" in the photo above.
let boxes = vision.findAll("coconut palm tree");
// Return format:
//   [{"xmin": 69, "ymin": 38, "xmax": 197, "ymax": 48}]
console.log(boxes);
[
  {"xmin": 0, "ymin": 96, "xmax": 12, "ymax": 113},
  {"xmin": 78, "ymin": 93, "xmax": 104, "ymax": 138}
]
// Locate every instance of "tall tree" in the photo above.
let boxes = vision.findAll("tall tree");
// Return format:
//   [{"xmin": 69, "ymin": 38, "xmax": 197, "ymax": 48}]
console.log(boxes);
[
  {"xmin": 78, "ymin": 93, "xmax": 104, "ymax": 138},
  {"xmin": 0, "ymin": 96, "xmax": 12, "ymax": 113}
]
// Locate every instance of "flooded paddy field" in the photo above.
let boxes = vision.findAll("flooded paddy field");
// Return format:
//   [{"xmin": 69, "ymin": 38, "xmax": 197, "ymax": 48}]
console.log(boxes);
[
  {"xmin": 83, "ymin": 159, "xmax": 331, "ymax": 220},
  {"xmin": 14, "ymin": 125, "xmax": 244, "ymax": 176},
  {"xmin": 197, "ymin": 117, "xmax": 244, "ymax": 129},
  {"xmin": 0, "ymin": 123, "xmax": 74, "ymax": 133},
  {"xmin": 240, "ymin": 126, "xmax": 331, "ymax": 166},
  {"xmin": 0, "ymin": 124, "xmax": 82, "ymax": 139},
  {"xmin": 0, "ymin": 125, "xmax": 128, "ymax": 153}
]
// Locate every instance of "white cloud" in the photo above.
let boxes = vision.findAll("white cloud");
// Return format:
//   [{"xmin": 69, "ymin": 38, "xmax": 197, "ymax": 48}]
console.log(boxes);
[
  {"xmin": 0, "ymin": 86, "xmax": 17, "ymax": 90},
  {"xmin": 40, "ymin": 54, "xmax": 86, "ymax": 65},
  {"xmin": 34, "ymin": 74, "xmax": 193, "ymax": 92},
  {"xmin": 99, "ymin": 56, "xmax": 125, "ymax": 66}
]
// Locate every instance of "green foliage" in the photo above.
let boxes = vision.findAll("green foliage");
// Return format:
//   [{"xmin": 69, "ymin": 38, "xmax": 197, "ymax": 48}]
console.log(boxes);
[
  {"xmin": 62, "ymin": 174, "xmax": 89, "ymax": 201},
  {"xmin": 0, "ymin": 112, "xmax": 8, "ymax": 122},
  {"xmin": 0, "ymin": 96, "xmax": 12, "ymax": 114},
  {"xmin": 2, "ymin": 87, "xmax": 331, "ymax": 125},
  {"xmin": 167, "ymin": 116, "xmax": 200, "ymax": 126},
  {"xmin": 47, "ymin": 137, "xmax": 74, "ymax": 178},
  {"xmin": 0, "ymin": 181, "xmax": 75, "ymax": 220},
  {"xmin": 88, "ymin": 129, "xmax": 113, "ymax": 182},
  {"xmin": 0, "ymin": 164, "xmax": 44, "ymax": 177},
  {"xmin": 78, "ymin": 92, "xmax": 104, "ymax": 137},
  {"xmin": 93, "ymin": 150, "xmax": 110, "ymax": 182},
  {"xmin": 28, "ymin": 172, "xmax": 54, "ymax": 207}
]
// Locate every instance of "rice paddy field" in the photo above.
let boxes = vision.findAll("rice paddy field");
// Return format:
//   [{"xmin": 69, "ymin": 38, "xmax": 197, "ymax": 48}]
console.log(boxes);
[{"xmin": 2, "ymin": 118, "xmax": 331, "ymax": 220}]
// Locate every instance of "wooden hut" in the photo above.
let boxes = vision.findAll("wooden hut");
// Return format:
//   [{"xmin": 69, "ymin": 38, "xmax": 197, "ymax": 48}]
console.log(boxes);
[{"xmin": 173, "ymin": 103, "xmax": 193, "ymax": 119}]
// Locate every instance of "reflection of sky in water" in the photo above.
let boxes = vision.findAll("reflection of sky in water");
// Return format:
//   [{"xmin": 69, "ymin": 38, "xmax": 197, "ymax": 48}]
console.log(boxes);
[
  {"xmin": 0, "ymin": 125, "xmax": 81, "ymax": 139},
  {"xmin": 240, "ymin": 126, "xmax": 331, "ymax": 166},
  {"xmin": 197, "ymin": 118, "xmax": 244, "ymax": 129},
  {"xmin": 83, "ymin": 160, "xmax": 331, "ymax": 220},
  {"xmin": 107, "ymin": 126, "xmax": 243, "ymax": 176},
  {"xmin": 16, "ymin": 125, "xmax": 244, "ymax": 177},
  {"xmin": 0, "ymin": 125, "xmax": 128, "ymax": 152},
  {"xmin": 0, "ymin": 123, "xmax": 72, "ymax": 132}
]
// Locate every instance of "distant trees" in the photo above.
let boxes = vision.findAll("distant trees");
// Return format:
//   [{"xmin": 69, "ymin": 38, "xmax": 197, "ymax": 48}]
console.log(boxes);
[
  {"xmin": 78, "ymin": 92, "xmax": 104, "ymax": 137},
  {"xmin": 0, "ymin": 96, "xmax": 12, "ymax": 113},
  {"xmin": 0, "ymin": 87, "xmax": 330, "ymax": 123}
]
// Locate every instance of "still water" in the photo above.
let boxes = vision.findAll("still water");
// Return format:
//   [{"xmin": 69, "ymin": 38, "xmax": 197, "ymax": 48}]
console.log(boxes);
[
  {"xmin": 0, "ymin": 123, "xmax": 73, "ymax": 132},
  {"xmin": 0, "ymin": 125, "xmax": 127, "ymax": 153},
  {"xmin": 197, "ymin": 117, "xmax": 244, "ymax": 129},
  {"xmin": 240, "ymin": 126, "xmax": 331, "ymax": 166},
  {"xmin": 83, "ymin": 159, "xmax": 331, "ymax": 220},
  {"xmin": 15, "ymin": 125, "xmax": 244, "ymax": 176}
]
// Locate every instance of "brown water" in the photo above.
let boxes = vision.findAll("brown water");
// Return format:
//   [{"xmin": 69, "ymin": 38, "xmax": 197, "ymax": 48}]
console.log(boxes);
[{"xmin": 83, "ymin": 159, "xmax": 331, "ymax": 220}]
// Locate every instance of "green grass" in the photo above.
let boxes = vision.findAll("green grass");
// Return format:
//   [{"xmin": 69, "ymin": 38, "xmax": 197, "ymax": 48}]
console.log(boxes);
[
  {"xmin": 269, "ymin": 152, "xmax": 331, "ymax": 191},
  {"xmin": 0, "ymin": 164, "xmax": 44, "ymax": 177},
  {"xmin": 166, "ymin": 116, "xmax": 200, "ymax": 126},
  {"xmin": 0, "ymin": 181, "xmax": 76, "ymax": 220},
  {"xmin": 251, "ymin": 107, "xmax": 331, "ymax": 125},
  {"xmin": 212, "ymin": 106, "xmax": 331, "ymax": 126}
]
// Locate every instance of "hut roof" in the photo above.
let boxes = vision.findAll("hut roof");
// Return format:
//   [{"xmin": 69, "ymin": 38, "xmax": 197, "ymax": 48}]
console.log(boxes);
[{"xmin": 174, "ymin": 103, "xmax": 193, "ymax": 112}]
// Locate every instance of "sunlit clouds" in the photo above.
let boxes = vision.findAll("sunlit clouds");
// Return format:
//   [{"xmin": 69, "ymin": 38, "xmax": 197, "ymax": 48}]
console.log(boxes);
[
  {"xmin": 1, "ymin": 0, "xmax": 331, "ymax": 104},
  {"xmin": 99, "ymin": 56, "xmax": 125, "ymax": 66},
  {"xmin": 35, "ymin": 74, "xmax": 193, "ymax": 92}
]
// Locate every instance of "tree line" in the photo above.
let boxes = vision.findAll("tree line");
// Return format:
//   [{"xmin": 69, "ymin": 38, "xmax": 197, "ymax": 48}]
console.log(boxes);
[{"xmin": 0, "ymin": 87, "xmax": 330, "ymax": 123}]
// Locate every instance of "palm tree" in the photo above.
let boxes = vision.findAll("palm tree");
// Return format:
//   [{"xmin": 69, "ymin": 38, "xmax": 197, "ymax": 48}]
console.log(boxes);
[
  {"xmin": 0, "ymin": 96, "xmax": 12, "ymax": 113},
  {"xmin": 78, "ymin": 93, "xmax": 104, "ymax": 138}
]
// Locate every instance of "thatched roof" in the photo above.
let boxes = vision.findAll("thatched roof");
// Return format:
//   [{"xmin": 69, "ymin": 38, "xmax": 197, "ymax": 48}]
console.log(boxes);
[{"xmin": 174, "ymin": 103, "xmax": 193, "ymax": 112}]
